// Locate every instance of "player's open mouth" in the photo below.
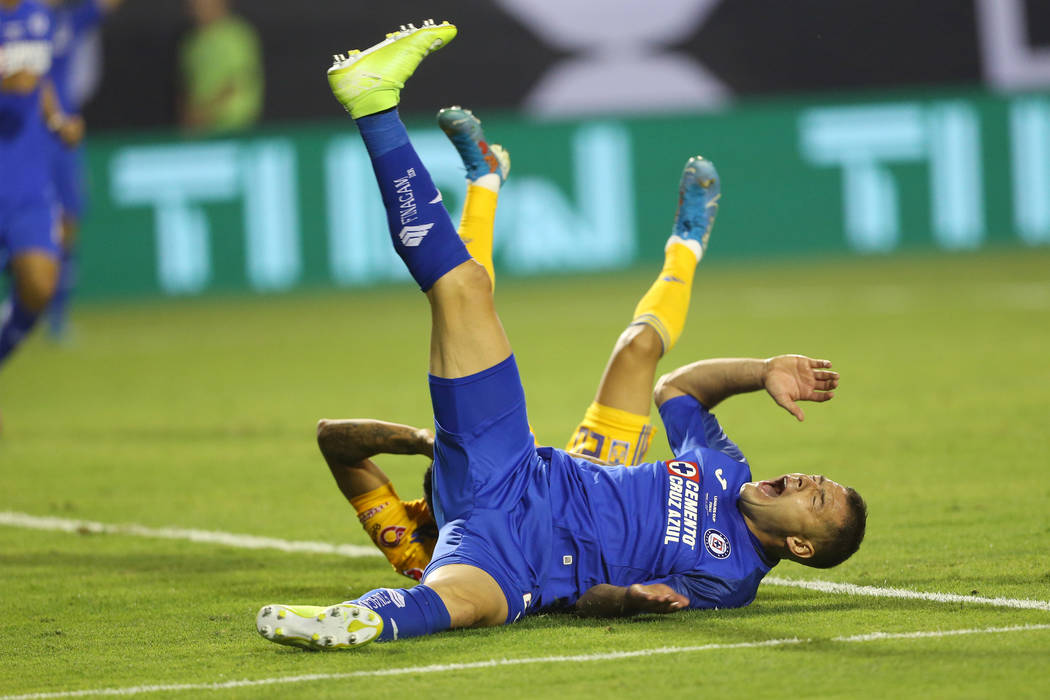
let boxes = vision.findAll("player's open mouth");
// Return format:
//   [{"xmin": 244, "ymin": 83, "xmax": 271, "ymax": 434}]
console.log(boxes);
[{"xmin": 758, "ymin": 477, "xmax": 786, "ymax": 498}]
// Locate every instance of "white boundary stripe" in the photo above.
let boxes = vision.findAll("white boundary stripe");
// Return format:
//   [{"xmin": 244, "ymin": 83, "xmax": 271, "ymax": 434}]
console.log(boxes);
[
  {"xmin": 0, "ymin": 511, "xmax": 380, "ymax": 559},
  {"xmin": 4, "ymin": 625, "xmax": 1050, "ymax": 700},
  {"xmin": 764, "ymin": 575, "xmax": 1050, "ymax": 611},
  {"xmin": 5, "ymin": 511, "xmax": 1050, "ymax": 611}
]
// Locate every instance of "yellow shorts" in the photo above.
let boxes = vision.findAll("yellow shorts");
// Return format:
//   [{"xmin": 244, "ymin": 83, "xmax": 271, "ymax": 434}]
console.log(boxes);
[{"xmin": 565, "ymin": 401, "xmax": 656, "ymax": 466}]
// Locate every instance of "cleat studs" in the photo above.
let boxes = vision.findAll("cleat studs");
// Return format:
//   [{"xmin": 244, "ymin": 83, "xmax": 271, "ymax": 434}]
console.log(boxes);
[
  {"xmin": 261, "ymin": 606, "xmax": 272, "ymax": 617},
  {"xmin": 274, "ymin": 628, "xmax": 284, "ymax": 636},
  {"xmin": 324, "ymin": 636, "xmax": 334, "ymax": 646},
  {"xmin": 330, "ymin": 608, "xmax": 340, "ymax": 617},
  {"xmin": 277, "ymin": 610, "xmax": 286, "ymax": 619},
  {"xmin": 400, "ymin": 24, "xmax": 407, "ymax": 31},
  {"xmin": 351, "ymin": 608, "xmax": 360, "ymax": 618},
  {"xmin": 316, "ymin": 613, "xmax": 326, "ymax": 621},
  {"xmin": 259, "ymin": 625, "xmax": 271, "ymax": 635},
  {"xmin": 349, "ymin": 633, "xmax": 357, "ymax": 644},
  {"xmin": 311, "ymin": 633, "xmax": 320, "ymax": 641}
]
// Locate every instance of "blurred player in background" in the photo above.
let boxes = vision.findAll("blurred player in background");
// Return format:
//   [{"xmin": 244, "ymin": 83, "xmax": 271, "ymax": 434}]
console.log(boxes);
[
  {"xmin": 0, "ymin": 0, "xmax": 81, "ymax": 384},
  {"xmin": 178, "ymin": 0, "xmax": 262, "ymax": 134},
  {"xmin": 43, "ymin": 0, "xmax": 124, "ymax": 339},
  {"xmin": 316, "ymin": 105, "xmax": 716, "ymax": 582}
]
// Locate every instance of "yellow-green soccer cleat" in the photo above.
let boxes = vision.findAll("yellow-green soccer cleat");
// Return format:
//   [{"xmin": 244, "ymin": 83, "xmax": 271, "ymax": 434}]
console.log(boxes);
[
  {"xmin": 327, "ymin": 20, "xmax": 458, "ymax": 119},
  {"xmin": 256, "ymin": 603, "xmax": 384, "ymax": 651}
]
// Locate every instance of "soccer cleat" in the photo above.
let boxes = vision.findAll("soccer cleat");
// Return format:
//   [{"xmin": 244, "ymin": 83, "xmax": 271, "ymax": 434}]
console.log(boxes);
[
  {"xmin": 436, "ymin": 106, "xmax": 511, "ymax": 183},
  {"xmin": 256, "ymin": 603, "xmax": 383, "ymax": 651},
  {"xmin": 669, "ymin": 156, "xmax": 720, "ymax": 258},
  {"xmin": 327, "ymin": 20, "xmax": 458, "ymax": 119}
]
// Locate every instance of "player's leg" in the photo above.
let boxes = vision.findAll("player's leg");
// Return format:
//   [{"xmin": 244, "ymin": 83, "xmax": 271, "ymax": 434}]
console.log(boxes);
[
  {"xmin": 566, "ymin": 157, "xmax": 720, "ymax": 464},
  {"xmin": 258, "ymin": 23, "xmax": 509, "ymax": 651},
  {"xmin": 439, "ymin": 106, "xmax": 510, "ymax": 288},
  {"xmin": 1, "ymin": 251, "xmax": 60, "ymax": 365},
  {"xmin": 46, "ymin": 143, "xmax": 84, "ymax": 340}
]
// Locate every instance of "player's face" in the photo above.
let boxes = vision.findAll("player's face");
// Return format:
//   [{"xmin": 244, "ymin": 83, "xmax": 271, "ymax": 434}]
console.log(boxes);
[{"xmin": 738, "ymin": 473, "xmax": 850, "ymax": 544}]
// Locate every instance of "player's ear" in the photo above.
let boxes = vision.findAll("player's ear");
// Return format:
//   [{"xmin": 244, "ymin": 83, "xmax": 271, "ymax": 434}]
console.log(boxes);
[{"xmin": 786, "ymin": 535, "xmax": 814, "ymax": 559}]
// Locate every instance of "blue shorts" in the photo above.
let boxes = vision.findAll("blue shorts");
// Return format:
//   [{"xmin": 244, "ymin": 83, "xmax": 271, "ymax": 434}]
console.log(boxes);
[
  {"xmin": 51, "ymin": 141, "xmax": 85, "ymax": 219},
  {"xmin": 423, "ymin": 354, "xmax": 554, "ymax": 623},
  {"xmin": 0, "ymin": 196, "xmax": 60, "ymax": 263}
]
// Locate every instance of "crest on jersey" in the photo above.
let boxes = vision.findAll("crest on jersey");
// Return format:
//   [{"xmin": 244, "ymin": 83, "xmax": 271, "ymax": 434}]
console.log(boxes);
[
  {"xmin": 704, "ymin": 529, "xmax": 731, "ymax": 559},
  {"xmin": 666, "ymin": 460, "xmax": 700, "ymax": 482}
]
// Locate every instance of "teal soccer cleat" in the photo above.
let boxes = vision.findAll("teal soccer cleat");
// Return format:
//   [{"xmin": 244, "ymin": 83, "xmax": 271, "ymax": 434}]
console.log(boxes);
[
  {"xmin": 437, "ymin": 106, "xmax": 510, "ymax": 183},
  {"xmin": 670, "ymin": 156, "xmax": 720, "ymax": 257}
]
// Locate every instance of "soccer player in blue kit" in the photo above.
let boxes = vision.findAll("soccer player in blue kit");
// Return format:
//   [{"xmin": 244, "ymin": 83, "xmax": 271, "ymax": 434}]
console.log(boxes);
[
  {"xmin": 0, "ymin": 0, "xmax": 79, "ymax": 372},
  {"xmin": 43, "ymin": 0, "xmax": 123, "ymax": 338},
  {"xmin": 256, "ymin": 21, "xmax": 867, "ymax": 650}
]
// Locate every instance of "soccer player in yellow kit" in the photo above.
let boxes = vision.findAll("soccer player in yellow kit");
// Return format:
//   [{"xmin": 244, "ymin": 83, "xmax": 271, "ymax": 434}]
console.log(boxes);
[{"xmin": 318, "ymin": 106, "xmax": 718, "ymax": 581}]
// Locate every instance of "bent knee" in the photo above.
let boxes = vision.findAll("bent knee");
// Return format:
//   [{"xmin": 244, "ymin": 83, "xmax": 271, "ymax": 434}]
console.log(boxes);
[{"xmin": 616, "ymin": 323, "xmax": 665, "ymax": 363}]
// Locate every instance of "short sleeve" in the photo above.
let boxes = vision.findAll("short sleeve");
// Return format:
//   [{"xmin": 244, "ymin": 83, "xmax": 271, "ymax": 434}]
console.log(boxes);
[{"xmin": 658, "ymin": 395, "xmax": 746, "ymax": 463}]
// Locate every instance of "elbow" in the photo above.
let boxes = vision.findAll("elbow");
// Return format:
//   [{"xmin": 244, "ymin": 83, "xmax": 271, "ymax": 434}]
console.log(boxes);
[
  {"xmin": 653, "ymin": 373, "xmax": 675, "ymax": 407},
  {"xmin": 316, "ymin": 419, "xmax": 333, "ymax": 452}
]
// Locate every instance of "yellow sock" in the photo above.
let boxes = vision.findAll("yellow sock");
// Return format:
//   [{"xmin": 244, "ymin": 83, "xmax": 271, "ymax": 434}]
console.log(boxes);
[
  {"xmin": 349, "ymin": 482, "xmax": 435, "ymax": 580},
  {"xmin": 458, "ymin": 184, "xmax": 498, "ymax": 288},
  {"xmin": 631, "ymin": 241, "xmax": 699, "ymax": 354}
]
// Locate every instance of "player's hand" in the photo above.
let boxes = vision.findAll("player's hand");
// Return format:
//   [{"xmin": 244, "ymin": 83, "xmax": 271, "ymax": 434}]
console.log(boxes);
[
  {"xmin": 57, "ymin": 115, "xmax": 85, "ymax": 147},
  {"xmin": 623, "ymin": 583, "xmax": 689, "ymax": 614},
  {"xmin": 415, "ymin": 427, "xmax": 434, "ymax": 458},
  {"xmin": 763, "ymin": 354, "xmax": 839, "ymax": 421}
]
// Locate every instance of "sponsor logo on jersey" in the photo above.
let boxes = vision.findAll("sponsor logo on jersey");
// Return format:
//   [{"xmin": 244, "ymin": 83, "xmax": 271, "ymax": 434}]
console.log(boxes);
[
  {"xmin": 379, "ymin": 525, "xmax": 407, "ymax": 547},
  {"xmin": 664, "ymin": 460, "xmax": 700, "ymax": 549},
  {"xmin": 398, "ymin": 222, "xmax": 433, "ymax": 247},
  {"xmin": 714, "ymin": 468, "xmax": 728, "ymax": 491},
  {"xmin": 666, "ymin": 460, "xmax": 700, "ymax": 482},
  {"xmin": 704, "ymin": 528, "xmax": 731, "ymax": 559},
  {"xmin": 357, "ymin": 502, "xmax": 388, "ymax": 523}
]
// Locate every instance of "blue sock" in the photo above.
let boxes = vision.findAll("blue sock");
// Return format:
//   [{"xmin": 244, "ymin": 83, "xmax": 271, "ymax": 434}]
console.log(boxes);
[
  {"xmin": 355, "ymin": 109, "xmax": 470, "ymax": 291},
  {"xmin": 352, "ymin": 585, "xmax": 451, "ymax": 641},
  {"xmin": 0, "ymin": 295, "xmax": 40, "ymax": 365}
]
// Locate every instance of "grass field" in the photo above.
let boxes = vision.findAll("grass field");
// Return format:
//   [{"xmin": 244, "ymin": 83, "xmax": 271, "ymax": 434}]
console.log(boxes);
[{"xmin": 2, "ymin": 249, "xmax": 1049, "ymax": 699}]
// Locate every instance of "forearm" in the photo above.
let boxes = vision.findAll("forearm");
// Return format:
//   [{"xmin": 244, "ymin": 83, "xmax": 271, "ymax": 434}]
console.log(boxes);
[
  {"xmin": 656, "ymin": 358, "xmax": 766, "ymax": 410},
  {"xmin": 575, "ymin": 584, "xmax": 630, "ymax": 617},
  {"xmin": 316, "ymin": 419, "xmax": 431, "ymax": 467}
]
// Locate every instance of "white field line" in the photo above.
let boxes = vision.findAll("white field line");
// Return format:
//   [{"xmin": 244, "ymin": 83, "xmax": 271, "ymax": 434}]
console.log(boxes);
[
  {"xmin": 4, "ymin": 511, "xmax": 1050, "ymax": 612},
  {"xmin": 4, "ymin": 625, "xmax": 1050, "ymax": 700},
  {"xmin": 763, "ymin": 575, "xmax": 1050, "ymax": 611},
  {"xmin": 0, "ymin": 511, "xmax": 379, "ymax": 558}
]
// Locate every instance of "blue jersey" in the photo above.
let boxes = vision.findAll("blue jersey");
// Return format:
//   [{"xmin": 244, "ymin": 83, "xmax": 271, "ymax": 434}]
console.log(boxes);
[
  {"xmin": 541, "ymin": 443, "xmax": 774, "ymax": 610},
  {"xmin": 0, "ymin": 0, "xmax": 54, "ymax": 202},
  {"xmin": 426, "ymin": 358, "xmax": 776, "ymax": 623},
  {"xmin": 50, "ymin": 0, "xmax": 102, "ymax": 113}
]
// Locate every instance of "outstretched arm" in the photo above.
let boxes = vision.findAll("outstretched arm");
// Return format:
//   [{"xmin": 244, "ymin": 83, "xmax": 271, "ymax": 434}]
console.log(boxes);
[
  {"xmin": 575, "ymin": 583, "xmax": 689, "ymax": 617},
  {"xmin": 653, "ymin": 355, "xmax": 839, "ymax": 421},
  {"xmin": 316, "ymin": 419, "xmax": 433, "ymax": 501}
]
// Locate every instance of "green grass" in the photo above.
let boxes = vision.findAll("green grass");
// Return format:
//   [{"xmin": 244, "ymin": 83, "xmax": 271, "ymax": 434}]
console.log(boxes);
[{"xmin": 2, "ymin": 249, "xmax": 1050, "ymax": 698}]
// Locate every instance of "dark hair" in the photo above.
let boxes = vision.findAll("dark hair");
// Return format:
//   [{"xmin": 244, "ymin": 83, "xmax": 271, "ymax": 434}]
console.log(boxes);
[{"xmin": 807, "ymin": 487, "xmax": 867, "ymax": 569}]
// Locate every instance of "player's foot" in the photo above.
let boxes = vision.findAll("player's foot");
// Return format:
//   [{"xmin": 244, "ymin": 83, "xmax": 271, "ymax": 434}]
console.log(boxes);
[
  {"xmin": 327, "ymin": 20, "xmax": 457, "ymax": 119},
  {"xmin": 437, "ymin": 106, "xmax": 511, "ymax": 183},
  {"xmin": 256, "ymin": 602, "xmax": 383, "ymax": 651},
  {"xmin": 669, "ymin": 156, "xmax": 720, "ymax": 259}
]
